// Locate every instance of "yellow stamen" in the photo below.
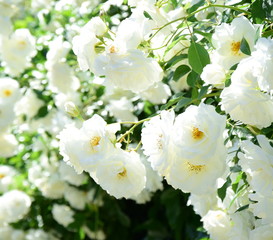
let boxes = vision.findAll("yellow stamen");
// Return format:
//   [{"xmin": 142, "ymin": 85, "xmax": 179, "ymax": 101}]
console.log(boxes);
[
  {"xmin": 0, "ymin": 174, "xmax": 6, "ymax": 179},
  {"xmin": 118, "ymin": 168, "xmax": 127, "ymax": 179},
  {"xmin": 231, "ymin": 41, "xmax": 241, "ymax": 55},
  {"xmin": 157, "ymin": 134, "xmax": 163, "ymax": 150},
  {"xmin": 187, "ymin": 162, "xmax": 205, "ymax": 174},
  {"xmin": 109, "ymin": 45, "xmax": 117, "ymax": 53},
  {"xmin": 192, "ymin": 127, "xmax": 204, "ymax": 140},
  {"xmin": 90, "ymin": 136, "xmax": 101, "ymax": 148},
  {"xmin": 3, "ymin": 89, "xmax": 12, "ymax": 97}
]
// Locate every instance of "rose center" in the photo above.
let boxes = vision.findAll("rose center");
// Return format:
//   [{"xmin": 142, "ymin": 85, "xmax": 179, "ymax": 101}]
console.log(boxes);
[
  {"xmin": 118, "ymin": 168, "xmax": 127, "ymax": 179},
  {"xmin": 187, "ymin": 162, "xmax": 205, "ymax": 174},
  {"xmin": 192, "ymin": 127, "xmax": 204, "ymax": 140},
  {"xmin": 109, "ymin": 45, "xmax": 117, "ymax": 53},
  {"xmin": 231, "ymin": 41, "xmax": 241, "ymax": 55},
  {"xmin": 90, "ymin": 136, "xmax": 101, "ymax": 148},
  {"xmin": 157, "ymin": 134, "xmax": 163, "ymax": 150},
  {"xmin": 0, "ymin": 174, "xmax": 6, "ymax": 179},
  {"xmin": 3, "ymin": 89, "xmax": 12, "ymax": 97}
]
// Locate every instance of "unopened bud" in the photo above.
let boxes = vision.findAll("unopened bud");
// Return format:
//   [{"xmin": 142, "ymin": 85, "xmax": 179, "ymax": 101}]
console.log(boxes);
[{"xmin": 64, "ymin": 101, "xmax": 80, "ymax": 117}]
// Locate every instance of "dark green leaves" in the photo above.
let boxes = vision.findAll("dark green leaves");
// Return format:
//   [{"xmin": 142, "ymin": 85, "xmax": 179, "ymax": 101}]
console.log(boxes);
[
  {"xmin": 143, "ymin": 11, "xmax": 153, "ymax": 20},
  {"xmin": 188, "ymin": 41, "xmax": 210, "ymax": 74},
  {"xmin": 217, "ymin": 177, "xmax": 232, "ymax": 201},
  {"xmin": 34, "ymin": 106, "xmax": 49, "ymax": 119},
  {"xmin": 240, "ymin": 37, "xmax": 251, "ymax": 56},
  {"xmin": 164, "ymin": 54, "xmax": 188, "ymax": 70},
  {"xmin": 173, "ymin": 65, "xmax": 191, "ymax": 82},
  {"xmin": 252, "ymin": 0, "xmax": 273, "ymax": 23},
  {"xmin": 187, "ymin": 70, "xmax": 200, "ymax": 87},
  {"xmin": 175, "ymin": 98, "xmax": 192, "ymax": 111}
]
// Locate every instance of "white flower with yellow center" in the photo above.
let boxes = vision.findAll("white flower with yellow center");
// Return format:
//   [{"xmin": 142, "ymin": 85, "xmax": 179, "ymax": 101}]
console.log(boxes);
[
  {"xmin": 0, "ymin": 165, "xmax": 16, "ymax": 193},
  {"xmin": 166, "ymin": 144, "xmax": 227, "ymax": 194},
  {"xmin": 164, "ymin": 103, "xmax": 227, "ymax": 194},
  {"xmin": 141, "ymin": 110, "xmax": 175, "ymax": 175},
  {"xmin": 171, "ymin": 103, "xmax": 226, "ymax": 165},
  {"xmin": 212, "ymin": 16, "xmax": 259, "ymax": 69},
  {"xmin": 58, "ymin": 114, "xmax": 120, "ymax": 174},
  {"xmin": 0, "ymin": 29, "xmax": 36, "ymax": 76},
  {"xmin": 95, "ymin": 149, "xmax": 146, "ymax": 199},
  {"xmin": 0, "ymin": 78, "xmax": 20, "ymax": 105}
]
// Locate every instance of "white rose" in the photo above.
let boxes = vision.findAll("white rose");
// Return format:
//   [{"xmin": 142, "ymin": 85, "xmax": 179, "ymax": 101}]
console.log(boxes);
[
  {"xmin": 212, "ymin": 16, "xmax": 259, "ymax": 69},
  {"xmin": 0, "ymin": 29, "xmax": 36, "ymax": 76},
  {"xmin": 94, "ymin": 49, "xmax": 163, "ymax": 93},
  {"xmin": 58, "ymin": 114, "xmax": 120, "ymax": 174},
  {"xmin": 221, "ymin": 58, "xmax": 273, "ymax": 128},
  {"xmin": 0, "ymin": 190, "xmax": 31, "ymax": 225},
  {"xmin": 251, "ymin": 38, "xmax": 273, "ymax": 94},
  {"xmin": 0, "ymin": 133, "xmax": 18, "ymax": 158},
  {"xmin": 201, "ymin": 63, "xmax": 227, "ymax": 88},
  {"xmin": 0, "ymin": 78, "xmax": 20, "ymax": 105},
  {"xmin": 141, "ymin": 110, "xmax": 175, "ymax": 175},
  {"xmin": 52, "ymin": 204, "xmax": 74, "ymax": 227},
  {"xmin": 171, "ymin": 103, "xmax": 226, "ymax": 165},
  {"xmin": 95, "ymin": 149, "xmax": 146, "ymax": 199}
]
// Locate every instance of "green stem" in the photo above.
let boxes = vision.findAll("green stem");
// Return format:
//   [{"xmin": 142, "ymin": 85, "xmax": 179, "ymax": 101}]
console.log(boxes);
[
  {"xmin": 210, "ymin": 4, "xmax": 251, "ymax": 15},
  {"xmin": 132, "ymin": 140, "xmax": 142, "ymax": 152},
  {"xmin": 148, "ymin": 3, "xmax": 251, "ymax": 41},
  {"xmin": 118, "ymin": 118, "xmax": 151, "ymax": 143}
]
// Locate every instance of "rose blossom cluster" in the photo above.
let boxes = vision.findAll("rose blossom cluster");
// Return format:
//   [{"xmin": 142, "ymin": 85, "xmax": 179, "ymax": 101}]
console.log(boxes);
[{"xmin": 1, "ymin": 0, "xmax": 273, "ymax": 239}]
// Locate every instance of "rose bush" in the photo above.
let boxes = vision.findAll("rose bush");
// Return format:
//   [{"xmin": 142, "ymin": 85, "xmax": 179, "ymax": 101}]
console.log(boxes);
[{"xmin": 1, "ymin": 0, "xmax": 273, "ymax": 239}]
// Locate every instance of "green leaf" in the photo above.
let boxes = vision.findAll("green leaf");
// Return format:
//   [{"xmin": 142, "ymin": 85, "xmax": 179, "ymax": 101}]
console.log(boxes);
[
  {"xmin": 34, "ymin": 106, "xmax": 48, "ymax": 119},
  {"xmin": 252, "ymin": 0, "xmax": 273, "ymax": 23},
  {"xmin": 240, "ymin": 37, "xmax": 251, "ymax": 56},
  {"xmin": 252, "ymin": 0, "xmax": 265, "ymax": 23},
  {"xmin": 188, "ymin": 41, "xmax": 210, "ymax": 74},
  {"xmin": 187, "ymin": 0, "xmax": 205, "ymax": 14},
  {"xmin": 164, "ymin": 35, "xmax": 187, "ymax": 57},
  {"xmin": 175, "ymin": 98, "xmax": 191, "ymax": 111},
  {"xmin": 194, "ymin": 30, "xmax": 212, "ymax": 42},
  {"xmin": 217, "ymin": 177, "xmax": 232, "ymax": 201},
  {"xmin": 173, "ymin": 65, "xmax": 191, "ymax": 82},
  {"xmin": 187, "ymin": 70, "xmax": 200, "ymax": 87},
  {"xmin": 143, "ymin": 11, "xmax": 153, "ymax": 20},
  {"xmin": 160, "ymin": 93, "xmax": 185, "ymax": 110},
  {"xmin": 235, "ymin": 204, "xmax": 249, "ymax": 213},
  {"xmin": 231, "ymin": 171, "xmax": 243, "ymax": 193},
  {"xmin": 205, "ymin": 98, "xmax": 214, "ymax": 105},
  {"xmin": 225, "ymin": 78, "xmax": 231, "ymax": 87},
  {"xmin": 230, "ymin": 165, "xmax": 242, "ymax": 173},
  {"xmin": 164, "ymin": 54, "xmax": 188, "ymax": 70},
  {"xmin": 198, "ymin": 85, "xmax": 209, "ymax": 99}
]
